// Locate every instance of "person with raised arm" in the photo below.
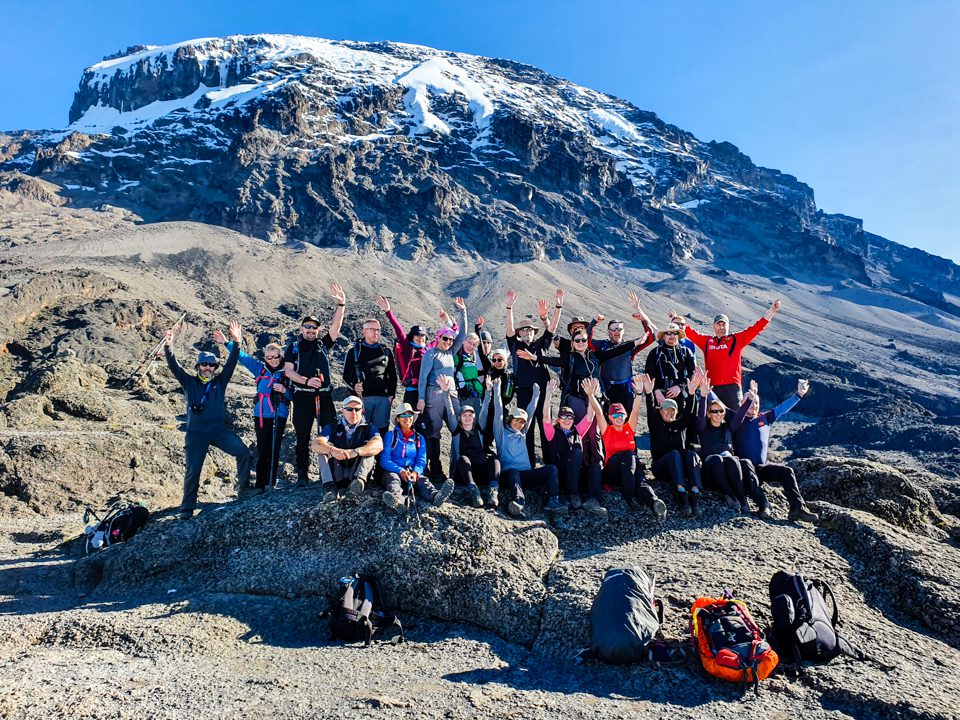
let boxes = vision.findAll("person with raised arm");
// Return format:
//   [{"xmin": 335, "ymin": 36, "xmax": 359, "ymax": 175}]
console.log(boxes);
[
  {"xmin": 694, "ymin": 368, "xmax": 766, "ymax": 515},
  {"xmin": 417, "ymin": 297, "xmax": 469, "ymax": 481},
  {"xmin": 644, "ymin": 322, "xmax": 696, "ymax": 403},
  {"xmin": 506, "ymin": 287, "xmax": 564, "ymax": 463},
  {"xmin": 164, "ymin": 320, "xmax": 250, "ymax": 519},
  {"xmin": 342, "ymin": 315, "xmax": 398, "ymax": 438},
  {"xmin": 283, "ymin": 284, "xmax": 346, "ymax": 486},
  {"xmin": 587, "ymin": 292, "xmax": 657, "ymax": 415},
  {"xmin": 492, "ymin": 378, "xmax": 563, "ymax": 518},
  {"xmin": 672, "ymin": 298, "xmax": 781, "ymax": 410},
  {"xmin": 214, "ymin": 330, "xmax": 291, "ymax": 494},
  {"xmin": 542, "ymin": 377, "xmax": 607, "ymax": 516},
  {"xmin": 587, "ymin": 376, "xmax": 667, "ymax": 520},
  {"xmin": 639, "ymin": 372, "xmax": 703, "ymax": 517},
  {"xmin": 731, "ymin": 378, "xmax": 819, "ymax": 523}
]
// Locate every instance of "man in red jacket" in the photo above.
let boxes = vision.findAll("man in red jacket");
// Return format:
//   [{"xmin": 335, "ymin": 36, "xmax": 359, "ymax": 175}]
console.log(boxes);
[{"xmin": 671, "ymin": 299, "xmax": 781, "ymax": 409}]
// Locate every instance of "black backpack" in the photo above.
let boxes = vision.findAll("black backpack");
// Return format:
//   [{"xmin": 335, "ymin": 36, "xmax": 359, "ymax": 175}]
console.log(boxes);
[
  {"xmin": 577, "ymin": 566, "xmax": 665, "ymax": 664},
  {"xmin": 83, "ymin": 502, "xmax": 150, "ymax": 554},
  {"xmin": 769, "ymin": 571, "xmax": 859, "ymax": 667},
  {"xmin": 326, "ymin": 574, "xmax": 404, "ymax": 647}
]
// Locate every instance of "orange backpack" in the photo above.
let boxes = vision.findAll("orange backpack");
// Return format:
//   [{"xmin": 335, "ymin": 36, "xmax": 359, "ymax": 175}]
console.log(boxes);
[{"xmin": 690, "ymin": 594, "xmax": 778, "ymax": 688}]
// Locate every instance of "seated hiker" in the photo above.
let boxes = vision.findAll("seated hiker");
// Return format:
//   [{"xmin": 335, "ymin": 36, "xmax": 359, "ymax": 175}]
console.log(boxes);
[
  {"xmin": 342, "ymin": 317, "xmax": 398, "ymax": 438},
  {"xmin": 731, "ymin": 379, "xmax": 819, "ymax": 522},
  {"xmin": 587, "ymin": 377, "xmax": 668, "ymax": 520},
  {"xmin": 672, "ymin": 298, "xmax": 781, "ymax": 410},
  {"xmin": 216, "ymin": 332, "xmax": 292, "ymax": 493},
  {"xmin": 380, "ymin": 403, "xmax": 454, "ymax": 510},
  {"xmin": 693, "ymin": 369, "xmax": 766, "ymax": 515},
  {"xmin": 542, "ymin": 377, "xmax": 607, "ymax": 517},
  {"xmin": 587, "ymin": 292, "xmax": 657, "ymax": 415},
  {"xmin": 638, "ymin": 372, "xmax": 702, "ymax": 517},
  {"xmin": 437, "ymin": 375, "xmax": 500, "ymax": 508},
  {"xmin": 312, "ymin": 395, "xmax": 383, "ymax": 502},
  {"xmin": 417, "ymin": 298, "xmax": 469, "ymax": 481},
  {"xmin": 492, "ymin": 378, "xmax": 563, "ymax": 518},
  {"xmin": 164, "ymin": 320, "xmax": 251, "ymax": 519}
]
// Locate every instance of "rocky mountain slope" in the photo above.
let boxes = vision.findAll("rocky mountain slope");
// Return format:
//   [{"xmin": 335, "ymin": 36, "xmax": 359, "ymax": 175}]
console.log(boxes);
[{"xmin": 1, "ymin": 34, "xmax": 957, "ymax": 315}]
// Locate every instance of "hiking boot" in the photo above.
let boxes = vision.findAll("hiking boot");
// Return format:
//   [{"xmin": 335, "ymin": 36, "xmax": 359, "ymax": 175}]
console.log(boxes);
[
  {"xmin": 689, "ymin": 493, "xmax": 703, "ymax": 518},
  {"xmin": 348, "ymin": 478, "xmax": 365, "ymax": 496},
  {"xmin": 507, "ymin": 499, "xmax": 526, "ymax": 518},
  {"xmin": 570, "ymin": 494, "xmax": 583, "ymax": 510},
  {"xmin": 724, "ymin": 495, "xmax": 740, "ymax": 510},
  {"xmin": 582, "ymin": 497, "xmax": 607, "ymax": 518},
  {"xmin": 321, "ymin": 485, "xmax": 338, "ymax": 503},
  {"xmin": 545, "ymin": 496, "xmax": 566, "ymax": 513},
  {"xmin": 296, "ymin": 476, "xmax": 310, "ymax": 488},
  {"xmin": 677, "ymin": 495, "xmax": 692, "ymax": 516},
  {"xmin": 468, "ymin": 484, "xmax": 484, "ymax": 508},
  {"xmin": 653, "ymin": 498, "xmax": 668, "ymax": 521},
  {"xmin": 178, "ymin": 509, "xmax": 194, "ymax": 521},
  {"xmin": 788, "ymin": 505, "xmax": 819, "ymax": 523},
  {"xmin": 383, "ymin": 491, "xmax": 403, "ymax": 511},
  {"xmin": 757, "ymin": 505, "xmax": 772, "ymax": 520},
  {"xmin": 486, "ymin": 486, "xmax": 499, "ymax": 509},
  {"xmin": 740, "ymin": 500, "xmax": 751, "ymax": 514},
  {"xmin": 433, "ymin": 480, "xmax": 455, "ymax": 507}
]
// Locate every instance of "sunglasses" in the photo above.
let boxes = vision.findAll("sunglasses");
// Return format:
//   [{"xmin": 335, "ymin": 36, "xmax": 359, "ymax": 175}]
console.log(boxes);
[
  {"xmin": 343, "ymin": 407, "xmax": 363, "ymax": 413},
  {"xmin": 558, "ymin": 414, "xmax": 575, "ymax": 421},
  {"xmin": 664, "ymin": 331, "xmax": 679, "ymax": 337},
  {"xmin": 609, "ymin": 326, "xmax": 624, "ymax": 331},
  {"xmin": 265, "ymin": 354, "xmax": 281, "ymax": 360},
  {"xmin": 573, "ymin": 337, "xmax": 588, "ymax": 344},
  {"xmin": 610, "ymin": 412, "xmax": 626, "ymax": 418},
  {"xmin": 302, "ymin": 324, "xmax": 319, "ymax": 330},
  {"xmin": 438, "ymin": 335, "xmax": 454, "ymax": 342},
  {"xmin": 197, "ymin": 363, "xmax": 217, "ymax": 368},
  {"xmin": 397, "ymin": 412, "xmax": 414, "ymax": 419},
  {"xmin": 492, "ymin": 357, "xmax": 506, "ymax": 362},
  {"xmin": 708, "ymin": 409, "xmax": 724, "ymax": 415}
]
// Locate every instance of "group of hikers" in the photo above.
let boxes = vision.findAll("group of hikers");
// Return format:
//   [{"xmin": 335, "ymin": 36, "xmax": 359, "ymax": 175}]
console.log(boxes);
[{"xmin": 162, "ymin": 285, "xmax": 819, "ymax": 525}]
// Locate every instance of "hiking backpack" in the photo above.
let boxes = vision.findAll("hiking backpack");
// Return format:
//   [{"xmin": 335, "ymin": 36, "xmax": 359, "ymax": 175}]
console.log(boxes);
[
  {"xmin": 690, "ymin": 593, "xmax": 778, "ymax": 688},
  {"xmin": 769, "ymin": 571, "xmax": 859, "ymax": 667},
  {"xmin": 327, "ymin": 574, "xmax": 404, "ymax": 647},
  {"xmin": 83, "ymin": 502, "xmax": 150, "ymax": 554},
  {"xmin": 578, "ymin": 566, "xmax": 664, "ymax": 664}
]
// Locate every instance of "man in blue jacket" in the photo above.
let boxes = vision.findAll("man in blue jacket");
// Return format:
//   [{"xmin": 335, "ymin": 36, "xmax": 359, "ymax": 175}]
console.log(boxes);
[
  {"xmin": 731, "ymin": 378, "xmax": 818, "ymax": 522},
  {"xmin": 164, "ymin": 320, "xmax": 251, "ymax": 520},
  {"xmin": 380, "ymin": 403, "xmax": 454, "ymax": 510}
]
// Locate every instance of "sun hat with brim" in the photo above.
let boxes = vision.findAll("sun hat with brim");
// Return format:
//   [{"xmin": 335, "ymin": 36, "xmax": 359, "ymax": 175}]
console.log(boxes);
[
  {"xmin": 490, "ymin": 348, "xmax": 510, "ymax": 360},
  {"xmin": 657, "ymin": 323, "xmax": 684, "ymax": 341},
  {"xmin": 195, "ymin": 351, "xmax": 219, "ymax": 367},
  {"xmin": 394, "ymin": 402, "xmax": 417, "ymax": 418},
  {"xmin": 507, "ymin": 407, "xmax": 529, "ymax": 421},
  {"xmin": 515, "ymin": 319, "xmax": 540, "ymax": 333},
  {"xmin": 566, "ymin": 316, "xmax": 588, "ymax": 335}
]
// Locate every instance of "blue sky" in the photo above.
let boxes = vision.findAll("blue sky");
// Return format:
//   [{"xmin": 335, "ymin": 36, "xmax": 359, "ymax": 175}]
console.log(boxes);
[{"xmin": 1, "ymin": 0, "xmax": 956, "ymax": 262}]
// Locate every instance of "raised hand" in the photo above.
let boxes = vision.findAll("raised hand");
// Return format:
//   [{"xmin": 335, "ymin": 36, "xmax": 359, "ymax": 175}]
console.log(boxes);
[
  {"xmin": 797, "ymin": 378, "xmax": 810, "ymax": 397},
  {"xmin": 654, "ymin": 389, "xmax": 665, "ymax": 405},
  {"xmin": 375, "ymin": 295, "xmax": 391, "ymax": 313},
  {"xmin": 516, "ymin": 348, "xmax": 538, "ymax": 362},
  {"xmin": 454, "ymin": 297, "xmax": 466, "ymax": 311},
  {"xmin": 554, "ymin": 288, "xmax": 565, "ymax": 307},
  {"xmin": 589, "ymin": 377, "xmax": 601, "ymax": 396},
  {"xmin": 536, "ymin": 299, "xmax": 549, "ymax": 319},
  {"xmin": 640, "ymin": 373, "xmax": 654, "ymax": 394},
  {"xmin": 749, "ymin": 379, "xmax": 759, "ymax": 395},
  {"xmin": 686, "ymin": 374, "xmax": 699, "ymax": 396},
  {"xmin": 628, "ymin": 291, "xmax": 642, "ymax": 313},
  {"xmin": 580, "ymin": 378, "xmax": 594, "ymax": 396},
  {"xmin": 228, "ymin": 320, "xmax": 242, "ymax": 343},
  {"xmin": 595, "ymin": 313, "xmax": 605, "ymax": 324},
  {"xmin": 330, "ymin": 284, "xmax": 346, "ymax": 305},
  {"xmin": 212, "ymin": 329, "xmax": 227, "ymax": 345},
  {"xmin": 438, "ymin": 308, "xmax": 450, "ymax": 324},
  {"xmin": 665, "ymin": 385, "xmax": 681, "ymax": 399},
  {"xmin": 475, "ymin": 315, "xmax": 485, "ymax": 328},
  {"xmin": 485, "ymin": 375, "xmax": 493, "ymax": 391},
  {"xmin": 437, "ymin": 374, "xmax": 455, "ymax": 394},
  {"xmin": 354, "ymin": 382, "xmax": 363, "ymax": 396},
  {"xmin": 546, "ymin": 377, "xmax": 558, "ymax": 396},
  {"xmin": 506, "ymin": 289, "xmax": 517, "ymax": 308},
  {"xmin": 632, "ymin": 374, "xmax": 644, "ymax": 395},
  {"xmin": 770, "ymin": 298, "xmax": 782, "ymax": 314}
]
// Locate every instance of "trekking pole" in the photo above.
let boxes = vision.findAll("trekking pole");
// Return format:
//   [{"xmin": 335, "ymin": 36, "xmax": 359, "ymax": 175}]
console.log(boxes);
[
  {"xmin": 126, "ymin": 311, "xmax": 188, "ymax": 388},
  {"xmin": 269, "ymin": 411, "xmax": 280, "ymax": 492},
  {"xmin": 406, "ymin": 478, "xmax": 422, "ymax": 528}
]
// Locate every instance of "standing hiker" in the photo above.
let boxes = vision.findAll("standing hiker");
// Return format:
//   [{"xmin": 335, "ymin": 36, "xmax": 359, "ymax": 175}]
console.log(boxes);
[
  {"xmin": 164, "ymin": 320, "xmax": 251, "ymax": 520},
  {"xmin": 283, "ymin": 284, "xmax": 346, "ymax": 485},
  {"xmin": 342, "ymin": 317, "xmax": 398, "ymax": 438}
]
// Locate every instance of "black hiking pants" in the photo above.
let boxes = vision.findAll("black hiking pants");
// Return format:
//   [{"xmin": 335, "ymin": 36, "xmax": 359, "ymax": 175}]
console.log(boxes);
[
  {"xmin": 603, "ymin": 451, "xmax": 657, "ymax": 509},
  {"xmin": 291, "ymin": 391, "xmax": 334, "ymax": 482},
  {"xmin": 741, "ymin": 460, "xmax": 803, "ymax": 510},
  {"xmin": 455, "ymin": 455, "xmax": 501, "ymax": 488},
  {"xmin": 514, "ymin": 384, "xmax": 547, "ymax": 464},
  {"xmin": 502, "ymin": 465, "xmax": 559, "ymax": 504},
  {"xmin": 652, "ymin": 449, "xmax": 702, "ymax": 495},
  {"xmin": 702, "ymin": 453, "xmax": 745, "ymax": 500},
  {"xmin": 182, "ymin": 428, "xmax": 251, "ymax": 512},
  {"xmin": 254, "ymin": 416, "xmax": 287, "ymax": 489}
]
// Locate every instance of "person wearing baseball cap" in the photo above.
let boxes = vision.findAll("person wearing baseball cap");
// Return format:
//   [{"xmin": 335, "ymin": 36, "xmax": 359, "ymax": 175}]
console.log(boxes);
[
  {"xmin": 284, "ymin": 284, "xmax": 347, "ymax": 486},
  {"xmin": 163, "ymin": 319, "xmax": 251, "ymax": 520},
  {"xmin": 668, "ymin": 298, "xmax": 782, "ymax": 410},
  {"xmin": 587, "ymin": 374, "xmax": 667, "ymax": 520},
  {"xmin": 312, "ymin": 394, "xmax": 383, "ymax": 503},
  {"xmin": 637, "ymin": 373, "xmax": 702, "ymax": 517}
]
